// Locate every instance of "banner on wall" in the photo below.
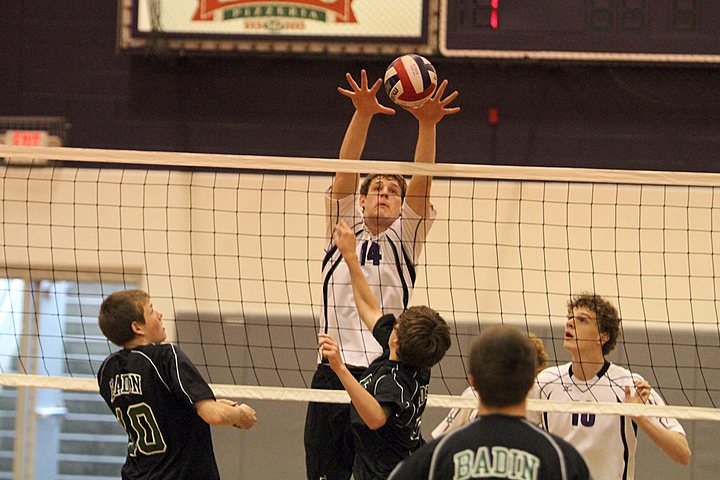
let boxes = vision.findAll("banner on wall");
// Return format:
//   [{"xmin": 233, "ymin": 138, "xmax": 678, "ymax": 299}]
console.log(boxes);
[{"xmin": 118, "ymin": 0, "xmax": 434, "ymax": 55}]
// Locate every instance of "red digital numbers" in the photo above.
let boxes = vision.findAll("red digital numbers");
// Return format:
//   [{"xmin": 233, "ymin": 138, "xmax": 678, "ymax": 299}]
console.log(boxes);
[{"xmin": 491, "ymin": 0, "xmax": 498, "ymax": 29}]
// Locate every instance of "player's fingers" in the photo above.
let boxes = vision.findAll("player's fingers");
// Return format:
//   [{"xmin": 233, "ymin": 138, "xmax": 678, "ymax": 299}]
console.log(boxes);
[
  {"xmin": 440, "ymin": 90, "xmax": 460, "ymax": 106},
  {"xmin": 334, "ymin": 222, "xmax": 347, "ymax": 236},
  {"xmin": 346, "ymin": 72, "xmax": 360, "ymax": 90},
  {"xmin": 359, "ymin": 69, "xmax": 368, "ymax": 89},
  {"xmin": 319, "ymin": 336, "xmax": 338, "ymax": 351},
  {"xmin": 433, "ymin": 79, "xmax": 449, "ymax": 99},
  {"xmin": 235, "ymin": 408, "xmax": 257, "ymax": 429},
  {"xmin": 369, "ymin": 78, "xmax": 383, "ymax": 93},
  {"xmin": 443, "ymin": 106, "xmax": 461, "ymax": 116},
  {"xmin": 338, "ymin": 87, "xmax": 354, "ymax": 98}
]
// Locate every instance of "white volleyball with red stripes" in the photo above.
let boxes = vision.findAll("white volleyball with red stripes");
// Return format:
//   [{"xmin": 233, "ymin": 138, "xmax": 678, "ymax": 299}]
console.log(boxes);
[{"xmin": 383, "ymin": 54, "xmax": 437, "ymax": 107}]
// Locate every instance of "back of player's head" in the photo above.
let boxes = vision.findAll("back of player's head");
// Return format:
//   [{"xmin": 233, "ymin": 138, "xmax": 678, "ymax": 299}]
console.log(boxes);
[
  {"xmin": 469, "ymin": 325, "xmax": 537, "ymax": 408},
  {"xmin": 396, "ymin": 305, "xmax": 451, "ymax": 370},
  {"xmin": 359, "ymin": 174, "xmax": 408, "ymax": 200},
  {"xmin": 98, "ymin": 289, "xmax": 149, "ymax": 346},
  {"xmin": 568, "ymin": 293, "xmax": 621, "ymax": 355}
]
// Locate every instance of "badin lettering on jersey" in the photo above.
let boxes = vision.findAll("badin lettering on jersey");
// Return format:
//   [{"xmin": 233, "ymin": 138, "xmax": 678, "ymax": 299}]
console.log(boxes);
[
  {"xmin": 110, "ymin": 373, "xmax": 142, "ymax": 402},
  {"xmin": 452, "ymin": 446, "xmax": 540, "ymax": 480}
]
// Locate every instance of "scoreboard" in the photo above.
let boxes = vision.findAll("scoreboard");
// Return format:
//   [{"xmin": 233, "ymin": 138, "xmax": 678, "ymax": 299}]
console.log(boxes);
[{"xmin": 440, "ymin": 0, "xmax": 720, "ymax": 63}]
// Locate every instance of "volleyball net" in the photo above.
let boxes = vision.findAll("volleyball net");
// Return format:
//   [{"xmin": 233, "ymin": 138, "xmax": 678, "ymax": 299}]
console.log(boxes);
[{"xmin": 1, "ymin": 145, "xmax": 719, "ymax": 420}]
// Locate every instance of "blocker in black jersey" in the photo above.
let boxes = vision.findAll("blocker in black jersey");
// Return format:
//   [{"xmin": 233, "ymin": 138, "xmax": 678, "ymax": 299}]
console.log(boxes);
[
  {"xmin": 349, "ymin": 314, "xmax": 430, "ymax": 480},
  {"xmin": 388, "ymin": 415, "xmax": 589, "ymax": 480},
  {"xmin": 98, "ymin": 343, "xmax": 220, "ymax": 480}
]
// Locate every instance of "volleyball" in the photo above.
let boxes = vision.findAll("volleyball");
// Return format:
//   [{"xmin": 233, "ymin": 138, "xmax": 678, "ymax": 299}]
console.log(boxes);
[{"xmin": 383, "ymin": 54, "xmax": 437, "ymax": 107}]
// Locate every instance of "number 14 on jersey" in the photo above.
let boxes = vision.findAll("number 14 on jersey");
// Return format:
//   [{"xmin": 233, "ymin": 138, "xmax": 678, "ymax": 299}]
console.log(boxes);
[{"xmin": 360, "ymin": 240, "xmax": 382, "ymax": 266}]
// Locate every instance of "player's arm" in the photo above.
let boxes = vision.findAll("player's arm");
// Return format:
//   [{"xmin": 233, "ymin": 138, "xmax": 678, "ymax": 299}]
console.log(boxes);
[
  {"xmin": 625, "ymin": 382, "xmax": 692, "ymax": 465},
  {"xmin": 432, "ymin": 387, "xmax": 478, "ymax": 438},
  {"xmin": 333, "ymin": 220, "xmax": 382, "ymax": 331},
  {"xmin": 403, "ymin": 80, "xmax": 460, "ymax": 217},
  {"xmin": 319, "ymin": 333, "xmax": 390, "ymax": 430},
  {"xmin": 525, "ymin": 380, "xmax": 544, "ymax": 426},
  {"xmin": 332, "ymin": 69, "xmax": 395, "ymax": 200},
  {"xmin": 195, "ymin": 398, "xmax": 257, "ymax": 429}
]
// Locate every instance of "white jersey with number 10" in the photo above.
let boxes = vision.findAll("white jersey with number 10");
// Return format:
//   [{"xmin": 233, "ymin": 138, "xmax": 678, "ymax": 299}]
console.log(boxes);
[{"xmin": 528, "ymin": 361, "xmax": 685, "ymax": 480}]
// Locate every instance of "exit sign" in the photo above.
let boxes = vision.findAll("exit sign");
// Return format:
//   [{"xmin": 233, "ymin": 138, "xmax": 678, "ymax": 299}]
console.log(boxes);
[{"xmin": 4, "ymin": 130, "xmax": 49, "ymax": 146}]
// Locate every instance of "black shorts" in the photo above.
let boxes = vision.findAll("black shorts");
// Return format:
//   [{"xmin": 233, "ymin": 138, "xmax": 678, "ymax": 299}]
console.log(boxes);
[{"xmin": 304, "ymin": 363, "xmax": 366, "ymax": 480}]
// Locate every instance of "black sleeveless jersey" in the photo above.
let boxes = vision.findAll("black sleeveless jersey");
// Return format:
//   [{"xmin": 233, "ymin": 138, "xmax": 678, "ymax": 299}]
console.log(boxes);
[
  {"xmin": 389, "ymin": 414, "xmax": 589, "ymax": 480},
  {"xmin": 97, "ymin": 344, "xmax": 218, "ymax": 480}
]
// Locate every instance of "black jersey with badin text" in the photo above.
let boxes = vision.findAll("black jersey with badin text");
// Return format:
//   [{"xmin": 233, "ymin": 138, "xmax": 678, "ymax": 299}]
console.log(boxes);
[
  {"xmin": 97, "ymin": 343, "xmax": 218, "ymax": 480},
  {"xmin": 388, "ymin": 415, "xmax": 589, "ymax": 480}
]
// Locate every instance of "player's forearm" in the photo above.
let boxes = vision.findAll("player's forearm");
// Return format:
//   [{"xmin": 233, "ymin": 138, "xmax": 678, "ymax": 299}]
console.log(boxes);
[
  {"xmin": 413, "ymin": 121, "xmax": 437, "ymax": 166},
  {"xmin": 196, "ymin": 399, "xmax": 239, "ymax": 426},
  {"xmin": 344, "ymin": 251, "xmax": 382, "ymax": 330},
  {"xmin": 196, "ymin": 399, "xmax": 255, "ymax": 429},
  {"xmin": 335, "ymin": 365, "xmax": 388, "ymax": 430},
  {"xmin": 406, "ymin": 122, "xmax": 436, "ymax": 217},
  {"xmin": 331, "ymin": 111, "xmax": 372, "ymax": 199},
  {"xmin": 635, "ymin": 417, "xmax": 692, "ymax": 465},
  {"xmin": 339, "ymin": 110, "xmax": 373, "ymax": 161}
]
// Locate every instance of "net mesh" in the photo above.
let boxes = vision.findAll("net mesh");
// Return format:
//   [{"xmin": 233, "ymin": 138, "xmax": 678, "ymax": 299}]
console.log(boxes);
[{"xmin": 1, "ymin": 145, "xmax": 719, "ymax": 420}]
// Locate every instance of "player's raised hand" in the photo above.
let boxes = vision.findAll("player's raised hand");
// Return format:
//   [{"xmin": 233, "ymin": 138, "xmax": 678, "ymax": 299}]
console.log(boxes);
[
  {"xmin": 233, "ymin": 403, "xmax": 257, "ymax": 429},
  {"xmin": 625, "ymin": 379, "xmax": 651, "ymax": 405},
  {"xmin": 338, "ymin": 69, "xmax": 395, "ymax": 117},
  {"xmin": 318, "ymin": 333, "xmax": 344, "ymax": 371},
  {"xmin": 404, "ymin": 79, "xmax": 460, "ymax": 125},
  {"xmin": 333, "ymin": 220, "xmax": 356, "ymax": 258}
]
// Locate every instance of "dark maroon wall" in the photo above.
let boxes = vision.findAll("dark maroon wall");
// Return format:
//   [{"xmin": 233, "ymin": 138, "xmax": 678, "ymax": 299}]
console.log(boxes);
[{"xmin": 2, "ymin": 2, "xmax": 719, "ymax": 172}]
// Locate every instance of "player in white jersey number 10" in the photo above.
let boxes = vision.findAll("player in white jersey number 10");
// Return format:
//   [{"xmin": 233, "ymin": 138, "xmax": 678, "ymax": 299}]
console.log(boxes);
[{"xmin": 528, "ymin": 293, "xmax": 691, "ymax": 480}]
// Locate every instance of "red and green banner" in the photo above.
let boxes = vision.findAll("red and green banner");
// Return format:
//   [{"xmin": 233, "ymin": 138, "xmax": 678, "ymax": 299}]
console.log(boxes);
[{"xmin": 192, "ymin": 0, "xmax": 357, "ymax": 23}]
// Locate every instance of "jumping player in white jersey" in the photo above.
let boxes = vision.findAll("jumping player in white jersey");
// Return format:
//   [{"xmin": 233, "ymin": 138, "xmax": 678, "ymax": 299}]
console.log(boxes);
[
  {"xmin": 388, "ymin": 325, "xmax": 589, "ymax": 480},
  {"xmin": 304, "ymin": 68, "xmax": 460, "ymax": 480},
  {"xmin": 97, "ymin": 289, "xmax": 256, "ymax": 480},
  {"xmin": 528, "ymin": 293, "xmax": 692, "ymax": 480}
]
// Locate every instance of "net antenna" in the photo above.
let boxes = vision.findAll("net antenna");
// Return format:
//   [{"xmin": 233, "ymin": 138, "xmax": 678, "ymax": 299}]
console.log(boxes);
[{"xmin": 0, "ymin": 144, "xmax": 719, "ymax": 426}]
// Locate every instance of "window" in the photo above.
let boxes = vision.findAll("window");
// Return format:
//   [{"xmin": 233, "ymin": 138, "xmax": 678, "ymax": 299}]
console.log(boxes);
[{"xmin": 0, "ymin": 279, "xmax": 128, "ymax": 479}]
